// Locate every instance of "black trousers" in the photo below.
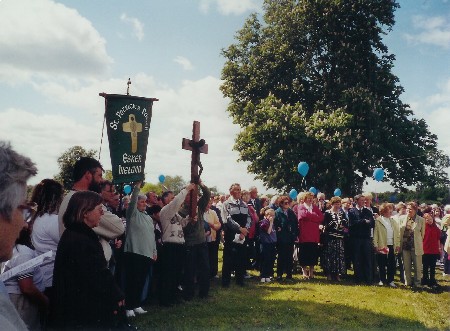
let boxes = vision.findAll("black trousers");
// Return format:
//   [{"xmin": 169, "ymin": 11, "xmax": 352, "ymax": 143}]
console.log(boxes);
[
  {"xmin": 159, "ymin": 243, "xmax": 185, "ymax": 306},
  {"xmin": 124, "ymin": 252, "xmax": 151, "ymax": 309},
  {"xmin": 377, "ymin": 245, "xmax": 395, "ymax": 284},
  {"xmin": 208, "ymin": 241, "xmax": 219, "ymax": 277},
  {"xmin": 277, "ymin": 242, "xmax": 294, "ymax": 278},
  {"xmin": 422, "ymin": 254, "xmax": 439, "ymax": 285},
  {"xmin": 352, "ymin": 238, "xmax": 373, "ymax": 284},
  {"xmin": 260, "ymin": 243, "xmax": 276, "ymax": 278},
  {"xmin": 222, "ymin": 241, "xmax": 246, "ymax": 286},
  {"xmin": 183, "ymin": 242, "xmax": 210, "ymax": 300}
]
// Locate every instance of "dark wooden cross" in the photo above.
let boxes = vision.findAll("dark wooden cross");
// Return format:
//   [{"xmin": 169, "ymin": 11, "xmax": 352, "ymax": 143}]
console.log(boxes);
[{"xmin": 182, "ymin": 121, "xmax": 208, "ymax": 218}]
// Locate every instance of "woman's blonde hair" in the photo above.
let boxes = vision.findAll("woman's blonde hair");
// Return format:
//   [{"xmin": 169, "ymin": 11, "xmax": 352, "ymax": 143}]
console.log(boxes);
[{"xmin": 297, "ymin": 191, "xmax": 313, "ymax": 203}]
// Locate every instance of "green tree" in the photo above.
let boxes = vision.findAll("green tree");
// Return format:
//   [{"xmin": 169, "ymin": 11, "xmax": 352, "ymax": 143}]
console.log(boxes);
[
  {"xmin": 54, "ymin": 146, "xmax": 97, "ymax": 191},
  {"xmin": 141, "ymin": 182, "xmax": 163, "ymax": 196},
  {"xmin": 161, "ymin": 175, "xmax": 187, "ymax": 195},
  {"xmin": 221, "ymin": 0, "xmax": 449, "ymax": 196}
]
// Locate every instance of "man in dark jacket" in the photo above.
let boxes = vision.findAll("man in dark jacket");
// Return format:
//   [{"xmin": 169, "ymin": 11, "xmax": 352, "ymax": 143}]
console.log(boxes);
[
  {"xmin": 179, "ymin": 181, "xmax": 211, "ymax": 300},
  {"xmin": 348, "ymin": 194, "xmax": 375, "ymax": 284},
  {"xmin": 274, "ymin": 196, "xmax": 299, "ymax": 280}
]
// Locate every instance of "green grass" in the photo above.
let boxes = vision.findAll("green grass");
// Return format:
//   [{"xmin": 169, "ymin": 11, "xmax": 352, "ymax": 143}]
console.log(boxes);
[{"xmin": 134, "ymin": 251, "xmax": 450, "ymax": 330}]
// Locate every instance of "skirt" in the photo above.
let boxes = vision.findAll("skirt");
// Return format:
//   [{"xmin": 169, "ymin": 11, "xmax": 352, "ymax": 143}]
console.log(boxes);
[
  {"xmin": 322, "ymin": 236, "xmax": 346, "ymax": 275},
  {"xmin": 298, "ymin": 242, "xmax": 319, "ymax": 266}
]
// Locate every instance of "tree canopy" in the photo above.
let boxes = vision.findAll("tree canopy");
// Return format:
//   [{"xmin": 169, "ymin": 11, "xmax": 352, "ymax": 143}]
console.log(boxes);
[
  {"xmin": 221, "ymin": 0, "xmax": 449, "ymax": 196},
  {"xmin": 54, "ymin": 146, "xmax": 97, "ymax": 191}
]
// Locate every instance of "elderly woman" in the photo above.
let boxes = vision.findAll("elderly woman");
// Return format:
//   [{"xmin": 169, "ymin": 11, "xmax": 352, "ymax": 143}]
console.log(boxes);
[
  {"xmin": 399, "ymin": 202, "xmax": 425, "ymax": 287},
  {"xmin": 124, "ymin": 182, "xmax": 157, "ymax": 317},
  {"xmin": 52, "ymin": 191, "xmax": 124, "ymax": 329},
  {"xmin": 374, "ymin": 203, "xmax": 400, "ymax": 287},
  {"xmin": 0, "ymin": 142, "xmax": 37, "ymax": 331},
  {"xmin": 322, "ymin": 196, "xmax": 348, "ymax": 281},
  {"xmin": 297, "ymin": 191, "xmax": 324, "ymax": 279}
]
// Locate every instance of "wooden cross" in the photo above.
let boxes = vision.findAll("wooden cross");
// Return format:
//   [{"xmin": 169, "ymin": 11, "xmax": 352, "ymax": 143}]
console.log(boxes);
[
  {"xmin": 122, "ymin": 114, "xmax": 142, "ymax": 153},
  {"xmin": 182, "ymin": 121, "xmax": 208, "ymax": 218}
]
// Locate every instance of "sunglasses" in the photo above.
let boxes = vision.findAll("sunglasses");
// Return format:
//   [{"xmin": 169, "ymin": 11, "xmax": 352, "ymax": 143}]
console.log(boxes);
[{"xmin": 18, "ymin": 202, "xmax": 38, "ymax": 222}]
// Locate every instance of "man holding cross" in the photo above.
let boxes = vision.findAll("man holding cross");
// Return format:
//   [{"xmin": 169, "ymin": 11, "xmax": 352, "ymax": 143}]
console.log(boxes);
[{"xmin": 179, "ymin": 181, "xmax": 211, "ymax": 300}]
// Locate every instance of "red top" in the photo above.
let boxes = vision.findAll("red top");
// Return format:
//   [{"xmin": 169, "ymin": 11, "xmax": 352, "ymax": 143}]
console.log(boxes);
[
  {"xmin": 297, "ymin": 204, "xmax": 324, "ymax": 243},
  {"xmin": 423, "ymin": 222, "xmax": 441, "ymax": 255},
  {"xmin": 247, "ymin": 204, "xmax": 258, "ymax": 239}
]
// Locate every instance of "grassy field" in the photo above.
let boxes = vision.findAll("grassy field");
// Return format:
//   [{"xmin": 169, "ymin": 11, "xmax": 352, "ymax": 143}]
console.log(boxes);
[{"xmin": 134, "ymin": 252, "xmax": 450, "ymax": 330}]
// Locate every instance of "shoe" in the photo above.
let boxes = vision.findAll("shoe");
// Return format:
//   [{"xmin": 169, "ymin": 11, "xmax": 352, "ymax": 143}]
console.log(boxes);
[
  {"xmin": 389, "ymin": 282, "xmax": 397, "ymax": 288},
  {"xmin": 133, "ymin": 307, "xmax": 147, "ymax": 314},
  {"xmin": 126, "ymin": 310, "xmax": 135, "ymax": 318},
  {"xmin": 244, "ymin": 273, "xmax": 252, "ymax": 279},
  {"xmin": 378, "ymin": 281, "xmax": 384, "ymax": 286},
  {"xmin": 177, "ymin": 285, "xmax": 183, "ymax": 291},
  {"xmin": 265, "ymin": 278, "xmax": 272, "ymax": 283},
  {"xmin": 260, "ymin": 278, "xmax": 266, "ymax": 283}
]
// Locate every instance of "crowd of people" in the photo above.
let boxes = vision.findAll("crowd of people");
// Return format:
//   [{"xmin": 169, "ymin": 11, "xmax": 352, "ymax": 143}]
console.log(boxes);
[{"xmin": 0, "ymin": 142, "xmax": 449, "ymax": 331}]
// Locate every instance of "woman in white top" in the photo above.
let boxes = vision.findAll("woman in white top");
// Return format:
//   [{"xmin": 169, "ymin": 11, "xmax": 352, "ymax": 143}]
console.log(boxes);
[
  {"xmin": 29, "ymin": 179, "xmax": 64, "ymax": 293},
  {"xmin": 373, "ymin": 203, "xmax": 400, "ymax": 287},
  {"xmin": 4, "ymin": 225, "xmax": 48, "ymax": 330}
]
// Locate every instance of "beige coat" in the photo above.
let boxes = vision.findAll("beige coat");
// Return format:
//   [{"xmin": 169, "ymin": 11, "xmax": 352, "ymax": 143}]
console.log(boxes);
[
  {"xmin": 442, "ymin": 215, "xmax": 450, "ymax": 255},
  {"xmin": 399, "ymin": 214, "xmax": 425, "ymax": 255},
  {"xmin": 373, "ymin": 216, "xmax": 400, "ymax": 249}
]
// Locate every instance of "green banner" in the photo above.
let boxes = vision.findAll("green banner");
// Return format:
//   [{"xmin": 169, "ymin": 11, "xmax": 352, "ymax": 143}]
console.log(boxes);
[{"xmin": 101, "ymin": 93, "xmax": 157, "ymax": 184}]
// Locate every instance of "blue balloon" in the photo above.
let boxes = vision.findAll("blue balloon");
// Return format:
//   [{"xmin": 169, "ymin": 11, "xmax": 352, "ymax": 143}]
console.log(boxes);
[
  {"xmin": 289, "ymin": 189, "xmax": 298, "ymax": 200},
  {"xmin": 373, "ymin": 168, "xmax": 384, "ymax": 182},
  {"xmin": 158, "ymin": 174, "xmax": 165, "ymax": 183},
  {"xmin": 334, "ymin": 188, "xmax": 342, "ymax": 197},
  {"xmin": 123, "ymin": 184, "xmax": 132, "ymax": 195},
  {"xmin": 297, "ymin": 162, "xmax": 309, "ymax": 177},
  {"xmin": 309, "ymin": 187, "xmax": 317, "ymax": 195}
]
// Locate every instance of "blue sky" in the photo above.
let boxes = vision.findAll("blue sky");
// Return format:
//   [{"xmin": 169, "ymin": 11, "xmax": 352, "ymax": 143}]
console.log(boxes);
[{"xmin": 0, "ymin": 0, "xmax": 449, "ymax": 195}]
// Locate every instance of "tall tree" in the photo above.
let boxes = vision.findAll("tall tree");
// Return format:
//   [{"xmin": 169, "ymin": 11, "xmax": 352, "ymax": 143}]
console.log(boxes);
[
  {"xmin": 54, "ymin": 146, "xmax": 97, "ymax": 190},
  {"xmin": 221, "ymin": 0, "xmax": 449, "ymax": 196}
]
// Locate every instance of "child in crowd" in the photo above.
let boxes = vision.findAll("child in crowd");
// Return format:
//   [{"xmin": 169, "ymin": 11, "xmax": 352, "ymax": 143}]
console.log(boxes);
[
  {"xmin": 422, "ymin": 212, "xmax": 441, "ymax": 287},
  {"xmin": 259, "ymin": 208, "xmax": 277, "ymax": 283}
]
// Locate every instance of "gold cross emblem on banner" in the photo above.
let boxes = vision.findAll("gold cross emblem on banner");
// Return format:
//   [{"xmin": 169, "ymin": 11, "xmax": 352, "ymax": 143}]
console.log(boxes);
[{"xmin": 122, "ymin": 114, "xmax": 142, "ymax": 153}]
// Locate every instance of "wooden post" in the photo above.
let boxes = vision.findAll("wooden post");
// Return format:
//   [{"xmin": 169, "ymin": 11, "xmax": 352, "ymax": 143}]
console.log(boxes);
[{"xmin": 182, "ymin": 121, "xmax": 208, "ymax": 218}]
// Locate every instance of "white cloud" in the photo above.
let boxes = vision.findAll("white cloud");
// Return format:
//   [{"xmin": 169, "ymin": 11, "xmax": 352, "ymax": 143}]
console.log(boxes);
[
  {"xmin": 199, "ymin": 0, "xmax": 262, "ymax": 15},
  {"xmin": 0, "ymin": 0, "xmax": 112, "ymax": 84},
  {"xmin": 0, "ymin": 108, "xmax": 102, "ymax": 182},
  {"xmin": 404, "ymin": 15, "xmax": 450, "ymax": 48},
  {"xmin": 173, "ymin": 56, "xmax": 194, "ymax": 71},
  {"xmin": 0, "ymin": 73, "xmax": 273, "ymax": 194},
  {"xmin": 120, "ymin": 13, "xmax": 145, "ymax": 41},
  {"xmin": 424, "ymin": 78, "xmax": 450, "ymax": 155}
]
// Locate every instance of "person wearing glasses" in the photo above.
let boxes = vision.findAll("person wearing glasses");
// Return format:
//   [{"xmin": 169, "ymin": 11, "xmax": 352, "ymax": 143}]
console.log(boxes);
[
  {"xmin": 0, "ymin": 141, "xmax": 37, "ymax": 331},
  {"xmin": 274, "ymin": 196, "xmax": 299, "ymax": 281}
]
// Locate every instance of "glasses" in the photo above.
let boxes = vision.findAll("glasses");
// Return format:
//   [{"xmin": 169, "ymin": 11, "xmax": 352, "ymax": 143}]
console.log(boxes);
[{"xmin": 18, "ymin": 202, "xmax": 38, "ymax": 222}]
